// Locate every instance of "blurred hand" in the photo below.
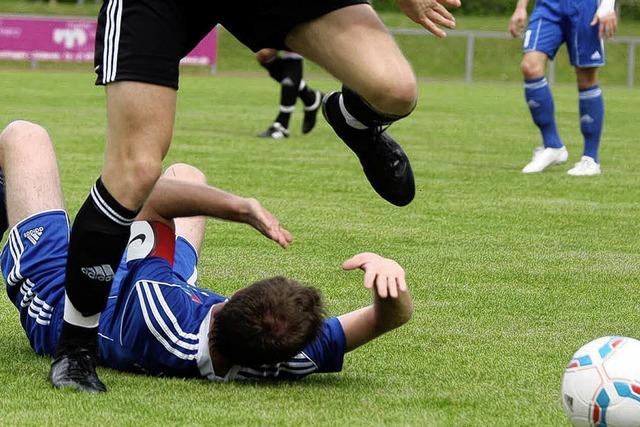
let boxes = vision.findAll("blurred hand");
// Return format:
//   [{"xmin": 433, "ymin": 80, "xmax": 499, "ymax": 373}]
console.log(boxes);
[
  {"xmin": 592, "ymin": 11, "xmax": 617, "ymax": 40},
  {"xmin": 342, "ymin": 252, "xmax": 408, "ymax": 298},
  {"xmin": 509, "ymin": 7, "xmax": 528, "ymax": 38},
  {"xmin": 396, "ymin": 0, "xmax": 461, "ymax": 38},
  {"xmin": 244, "ymin": 198, "xmax": 293, "ymax": 249}
]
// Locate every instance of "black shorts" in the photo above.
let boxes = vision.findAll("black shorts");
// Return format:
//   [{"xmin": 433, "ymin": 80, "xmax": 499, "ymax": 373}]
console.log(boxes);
[{"xmin": 94, "ymin": 0, "xmax": 369, "ymax": 89}]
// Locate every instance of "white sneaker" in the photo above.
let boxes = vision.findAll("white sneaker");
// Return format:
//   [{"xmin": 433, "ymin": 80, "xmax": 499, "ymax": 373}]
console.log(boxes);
[
  {"xmin": 522, "ymin": 146, "xmax": 569, "ymax": 173},
  {"xmin": 567, "ymin": 156, "xmax": 601, "ymax": 176}
]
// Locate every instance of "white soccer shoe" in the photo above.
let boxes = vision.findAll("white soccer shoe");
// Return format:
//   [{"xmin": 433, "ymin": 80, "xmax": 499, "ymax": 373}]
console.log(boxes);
[
  {"xmin": 567, "ymin": 156, "xmax": 601, "ymax": 176},
  {"xmin": 522, "ymin": 146, "xmax": 568, "ymax": 174}
]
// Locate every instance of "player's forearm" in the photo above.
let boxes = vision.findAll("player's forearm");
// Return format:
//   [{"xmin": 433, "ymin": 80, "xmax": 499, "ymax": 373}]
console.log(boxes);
[
  {"xmin": 515, "ymin": 0, "xmax": 529, "ymax": 10},
  {"xmin": 373, "ymin": 289, "xmax": 413, "ymax": 334},
  {"xmin": 145, "ymin": 177, "xmax": 252, "ymax": 224},
  {"xmin": 338, "ymin": 290, "xmax": 412, "ymax": 353}
]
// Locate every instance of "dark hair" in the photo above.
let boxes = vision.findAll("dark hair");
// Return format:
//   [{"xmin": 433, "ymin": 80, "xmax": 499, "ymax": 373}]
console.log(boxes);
[{"xmin": 210, "ymin": 276, "xmax": 324, "ymax": 366}]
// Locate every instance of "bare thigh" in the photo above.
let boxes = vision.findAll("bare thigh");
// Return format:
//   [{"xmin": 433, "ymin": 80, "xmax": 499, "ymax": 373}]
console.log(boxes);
[
  {"xmin": 0, "ymin": 121, "xmax": 64, "ymax": 228},
  {"xmin": 285, "ymin": 4, "xmax": 416, "ymax": 114}
]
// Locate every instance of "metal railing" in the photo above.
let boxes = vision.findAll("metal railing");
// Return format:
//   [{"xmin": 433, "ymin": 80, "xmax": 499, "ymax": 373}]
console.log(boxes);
[{"xmin": 389, "ymin": 27, "xmax": 640, "ymax": 87}]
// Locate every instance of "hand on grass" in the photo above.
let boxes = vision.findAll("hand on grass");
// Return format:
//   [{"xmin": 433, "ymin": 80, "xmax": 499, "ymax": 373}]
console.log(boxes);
[
  {"xmin": 396, "ymin": 0, "xmax": 460, "ymax": 38},
  {"xmin": 244, "ymin": 198, "xmax": 293, "ymax": 249},
  {"xmin": 342, "ymin": 252, "xmax": 408, "ymax": 298},
  {"xmin": 509, "ymin": 7, "xmax": 528, "ymax": 38}
]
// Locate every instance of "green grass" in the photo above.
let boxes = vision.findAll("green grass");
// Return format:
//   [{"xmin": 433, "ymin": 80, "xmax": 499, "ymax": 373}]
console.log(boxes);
[{"xmin": 1, "ymin": 70, "xmax": 640, "ymax": 425}]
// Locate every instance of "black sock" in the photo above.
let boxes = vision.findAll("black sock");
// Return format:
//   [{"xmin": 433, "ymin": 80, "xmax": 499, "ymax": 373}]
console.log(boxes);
[
  {"xmin": 341, "ymin": 86, "xmax": 411, "ymax": 128},
  {"xmin": 298, "ymin": 81, "xmax": 318, "ymax": 107},
  {"xmin": 273, "ymin": 56, "xmax": 303, "ymax": 130},
  {"xmin": 56, "ymin": 177, "xmax": 138, "ymax": 355}
]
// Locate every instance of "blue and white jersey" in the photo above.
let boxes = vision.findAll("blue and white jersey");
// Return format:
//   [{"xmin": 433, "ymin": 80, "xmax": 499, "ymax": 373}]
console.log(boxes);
[{"xmin": 2, "ymin": 213, "xmax": 347, "ymax": 381}]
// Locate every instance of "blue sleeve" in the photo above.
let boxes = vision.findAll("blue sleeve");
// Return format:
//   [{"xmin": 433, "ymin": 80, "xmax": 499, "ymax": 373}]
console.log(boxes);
[{"xmin": 302, "ymin": 317, "xmax": 346, "ymax": 373}]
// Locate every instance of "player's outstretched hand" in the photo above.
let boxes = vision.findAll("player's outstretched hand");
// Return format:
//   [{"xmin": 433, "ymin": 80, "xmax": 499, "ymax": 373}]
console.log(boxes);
[
  {"xmin": 396, "ymin": 0, "xmax": 461, "ymax": 38},
  {"xmin": 244, "ymin": 197, "xmax": 293, "ymax": 249},
  {"xmin": 509, "ymin": 6, "xmax": 528, "ymax": 38},
  {"xmin": 591, "ymin": 10, "xmax": 617, "ymax": 40},
  {"xmin": 342, "ymin": 252, "xmax": 407, "ymax": 298}
]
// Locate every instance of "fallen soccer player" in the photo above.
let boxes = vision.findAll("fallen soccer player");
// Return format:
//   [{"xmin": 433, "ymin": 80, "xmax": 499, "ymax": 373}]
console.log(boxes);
[{"xmin": 0, "ymin": 121, "xmax": 413, "ymax": 390}]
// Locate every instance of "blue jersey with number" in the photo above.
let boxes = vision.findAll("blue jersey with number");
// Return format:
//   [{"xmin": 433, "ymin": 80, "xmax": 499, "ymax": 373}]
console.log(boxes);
[{"xmin": 2, "ymin": 212, "xmax": 347, "ymax": 381}]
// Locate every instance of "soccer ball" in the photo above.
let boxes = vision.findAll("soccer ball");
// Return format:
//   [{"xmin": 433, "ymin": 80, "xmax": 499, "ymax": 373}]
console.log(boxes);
[{"xmin": 561, "ymin": 336, "xmax": 640, "ymax": 426}]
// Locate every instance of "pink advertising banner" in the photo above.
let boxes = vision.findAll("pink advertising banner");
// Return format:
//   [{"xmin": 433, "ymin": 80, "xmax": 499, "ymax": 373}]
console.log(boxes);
[{"xmin": 0, "ymin": 15, "xmax": 217, "ymax": 68}]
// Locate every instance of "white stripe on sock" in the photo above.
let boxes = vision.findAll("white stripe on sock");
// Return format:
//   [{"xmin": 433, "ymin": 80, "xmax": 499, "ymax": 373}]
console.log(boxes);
[
  {"xmin": 63, "ymin": 295, "xmax": 100, "ymax": 328},
  {"xmin": 338, "ymin": 94, "xmax": 368, "ymax": 130}
]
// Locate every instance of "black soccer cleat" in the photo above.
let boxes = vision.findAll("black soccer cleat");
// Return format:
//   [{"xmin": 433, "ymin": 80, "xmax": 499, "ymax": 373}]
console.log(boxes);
[
  {"xmin": 49, "ymin": 348, "xmax": 107, "ymax": 393},
  {"xmin": 322, "ymin": 92, "xmax": 415, "ymax": 207},
  {"xmin": 257, "ymin": 122, "xmax": 289, "ymax": 140},
  {"xmin": 302, "ymin": 91, "xmax": 323, "ymax": 134}
]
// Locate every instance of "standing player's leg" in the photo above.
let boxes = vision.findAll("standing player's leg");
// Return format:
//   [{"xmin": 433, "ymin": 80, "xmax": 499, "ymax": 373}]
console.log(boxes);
[
  {"xmin": 49, "ymin": 0, "xmax": 202, "ymax": 391},
  {"xmin": 518, "ymin": 18, "xmax": 568, "ymax": 174},
  {"xmin": 568, "ymin": 67, "xmax": 603, "ymax": 176},
  {"xmin": 285, "ymin": 4, "xmax": 417, "ymax": 206},
  {"xmin": 566, "ymin": 1, "xmax": 608, "ymax": 177},
  {"xmin": 51, "ymin": 81, "xmax": 176, "ymax": 392},
  {"xmin": 298, "ymin": 64, "xmax": 324, "ymax": 135},
  {"xmin": 256, "ymin": 50, "xmax": 303, "ymax": 139}
]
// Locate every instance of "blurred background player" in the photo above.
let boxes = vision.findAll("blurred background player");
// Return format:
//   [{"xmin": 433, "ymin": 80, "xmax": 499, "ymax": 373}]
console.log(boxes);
[
  {"xmin": 509, "ymin": 0, "xmax": 618, "ymax": 176},
  {"xmin": 0, "ymin": 120, "xmax": 412, "ymax": 387},
  {"xmin": 256, "ymin": 49, "xmax": 323, "ymax": 139}
]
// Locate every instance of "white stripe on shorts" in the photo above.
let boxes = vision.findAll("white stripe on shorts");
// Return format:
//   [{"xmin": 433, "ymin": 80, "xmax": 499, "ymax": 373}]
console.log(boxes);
[{"xmin": 103, "ymin": 0, "xmax": 123, "ymax": 84}]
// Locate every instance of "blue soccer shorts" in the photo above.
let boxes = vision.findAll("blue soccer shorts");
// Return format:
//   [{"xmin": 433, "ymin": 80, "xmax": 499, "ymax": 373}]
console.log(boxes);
[
  {"xmin": 524, "ymin": 4, "xmax": 605, "ymax": 68},
  {"xmin": 1, "ymin": 210, "xmax": 69, "ymax": 355}
]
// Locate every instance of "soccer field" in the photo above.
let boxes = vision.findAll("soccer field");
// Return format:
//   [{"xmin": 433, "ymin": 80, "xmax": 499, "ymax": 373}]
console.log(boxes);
[{"xmin": 1, "ymin": 70, "xmax": 639, "ymax": 425}]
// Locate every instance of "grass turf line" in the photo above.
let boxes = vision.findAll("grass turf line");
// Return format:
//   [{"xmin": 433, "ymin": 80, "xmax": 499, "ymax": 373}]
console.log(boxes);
[{"xmin": 0, "ymin": 72, "xmax": 639, "ymax": 425}]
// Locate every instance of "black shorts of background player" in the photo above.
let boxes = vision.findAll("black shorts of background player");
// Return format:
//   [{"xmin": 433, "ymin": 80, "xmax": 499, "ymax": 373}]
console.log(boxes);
[
  {"xmin": 50, "ymin": 0, "xmax": 460, "ymax": 393},
  {"xmin": 255, "ymin": 49, "xmax": 323, "ymax": 140}
]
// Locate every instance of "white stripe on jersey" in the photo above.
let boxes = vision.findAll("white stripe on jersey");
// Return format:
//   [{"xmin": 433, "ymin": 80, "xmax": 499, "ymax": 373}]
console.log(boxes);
[
  {"xmin": 140, "ymin": 282, "xmax": 199, "ymax": 351},
  {"xmin": 150, "ymin": 282, "xmax": 199, "ymax": 341},
  {"xmin": 135, "ymin": 282, "xmax": 198, "ymax": 360}
]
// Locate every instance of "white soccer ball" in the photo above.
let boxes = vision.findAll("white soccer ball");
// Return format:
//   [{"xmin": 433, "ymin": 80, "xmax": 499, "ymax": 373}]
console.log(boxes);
[{"xmin": 561, "ymin": 336, "xmax": 640, "ymax": 427}]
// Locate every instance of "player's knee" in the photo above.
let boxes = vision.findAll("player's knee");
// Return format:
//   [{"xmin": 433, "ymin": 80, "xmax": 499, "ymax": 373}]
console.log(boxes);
[
  {"xmin": 576, "ymin": 68, "xmax": 598, "ymax": 89},
  {"xmin": 164, "ymin": 163, "xmax": 207, "ymax": 185},
  {"xmin": 521, "ymin": 58, "xmax": 545, "ymax": 80},
  {"xmin": 121, "ymin": 157, "xmax": 163, "ymax": 199},
  {"xmin": 372, "ymin": 74, "xmax": 418, "ymax": 117},
  {"xmin": 0, "ymin": 120, "xmax": 52, "ymax": 158},
  {"xmin": 255, "ymin": 48, "xmax": 277, "ymax": 65}
]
